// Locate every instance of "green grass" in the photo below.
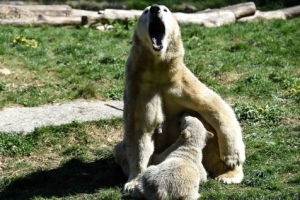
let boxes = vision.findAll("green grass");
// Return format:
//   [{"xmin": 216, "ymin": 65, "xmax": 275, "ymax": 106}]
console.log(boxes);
[{"xmin": 0, "ymin": 18, "xmax": 300, "ymax": 199}]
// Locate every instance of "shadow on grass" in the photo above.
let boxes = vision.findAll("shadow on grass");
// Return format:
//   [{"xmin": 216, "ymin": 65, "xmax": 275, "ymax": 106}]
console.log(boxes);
[{"xmin": 0, "ymin": 156, "xmax": 127, "ymax": 199}]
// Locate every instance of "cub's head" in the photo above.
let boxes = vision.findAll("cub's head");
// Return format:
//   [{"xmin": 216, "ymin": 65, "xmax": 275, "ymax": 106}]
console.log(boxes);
[
  {"xmin": 134, "ymin": 4, "xmax": 182, "ymax": 55},
  {"xmin": 180, "ymin": 114, "xmax": 214, "ymax": 146}
]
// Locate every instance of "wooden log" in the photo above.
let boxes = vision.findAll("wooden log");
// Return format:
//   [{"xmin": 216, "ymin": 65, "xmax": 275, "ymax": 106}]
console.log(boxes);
[
  {"xmin": 2, "ymin": 3, "xmax": 298, "ymax": 27},
  {"xmin": 71, "ymin": 9, "xmax": 101, "ymax": 18},
  {"xmin": 281, "ymin": 5, "xmax": 300, "ymax": 19},
  {"xmin": 0, "ymin": 5, "xmax": 72, "ymax": 19},
  {"xmin": 238, "ymin": 5, "xmax": 300, "ymax": 22},
  {"xmin": 92, "ymin": 8, "xmax": 237, "ymax": 27},
  {"xmin": 173, "ymin": 10, "xmax": 236, "ymax": 27},
  {"xmin": 238, "ymin": 10, "xmax": 286, "ymax": 22},
  {"xmin": 99, "ymin": 9, "xmax": 143, "ymax": 22},
  {"xmin": 221, "ymin": 2, "xmax": 256, "ymax": 19},
  {"xmin": 96, "ymin": 2, "xmax": 255, "ymax": 27},
  {"xmin": 0, "ymin": 14, "xmax": 82, "ymax": 26},
  {"xmin": 197, "ymin": 2, "xmax": 256, "ymax": 19},
  {"xmin": 71, "ymin": 9, "xmax": 103, "ymax": 27}
]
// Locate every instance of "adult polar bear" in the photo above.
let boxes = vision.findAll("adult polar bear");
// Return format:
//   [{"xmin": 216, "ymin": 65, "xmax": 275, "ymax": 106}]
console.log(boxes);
[{"xmin": 114, "ymin": 4, "xmax": 245, "ymax": 191}]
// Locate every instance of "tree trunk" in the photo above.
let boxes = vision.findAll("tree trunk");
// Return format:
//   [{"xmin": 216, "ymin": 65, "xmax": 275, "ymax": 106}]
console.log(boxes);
[
  {"xmin": 0, "ymin": 5, "xmax": 72, "ymax": 19},
  {"xmin": 98, "ymin": 9, "xmax": 142, "ymax": 22},
  {"xmin": 282, "ymin": 5, "xmax": 300, "ymax": 19},
  {"xmin": 238, "ymin": 5, "xmax": 300, "ymax": 22},
  {"xmin": 0, "ymin": 14, "xmax": 82, "ymax": 26},
  {"xmin": 173, "ymin": 11, "xmax": 236, "ymax": 27},
  {"xmin": 1, "ymin": 3, "xmax": 299, "ymax": 27},
  {"xmin": 220, "ymin": 2, "xmax": 256, "ymax": 19}
]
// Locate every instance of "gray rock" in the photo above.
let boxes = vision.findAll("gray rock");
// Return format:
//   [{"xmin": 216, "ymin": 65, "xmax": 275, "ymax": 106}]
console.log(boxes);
[{"xmin": 0, "ymin": 101, "xmax": 123, "ymax": 135}]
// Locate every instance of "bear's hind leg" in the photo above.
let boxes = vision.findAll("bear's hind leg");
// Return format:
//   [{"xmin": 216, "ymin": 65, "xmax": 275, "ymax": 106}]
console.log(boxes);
[{"xmin": 113, "ymin": 140, "xmax": 130, "ymax": 177}]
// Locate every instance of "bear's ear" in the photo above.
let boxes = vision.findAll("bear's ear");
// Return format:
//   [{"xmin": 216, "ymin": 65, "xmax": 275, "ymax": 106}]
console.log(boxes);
[
  {"xmin": 182, "ymin": 129, "xmax": 191, "ymax": 139},
  {"xmin": 206, "ymin": 131, "xmax": 214, "ymax": 139}
]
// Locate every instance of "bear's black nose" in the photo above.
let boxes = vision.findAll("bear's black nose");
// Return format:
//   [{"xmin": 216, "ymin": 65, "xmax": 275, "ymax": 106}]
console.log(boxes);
[{"xmin": 150, "ymin": 4, "xmax": 160, "ymax": 15}]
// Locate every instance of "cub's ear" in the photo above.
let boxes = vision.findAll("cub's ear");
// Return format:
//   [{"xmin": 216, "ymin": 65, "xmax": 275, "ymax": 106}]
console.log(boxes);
[
  {"xmin": 182, "ymin": 129, "xmax": 191, "ymax": 139},
  {"xmin": 206, "ymin": 131, "xmax": 214, "ymax": 139}
]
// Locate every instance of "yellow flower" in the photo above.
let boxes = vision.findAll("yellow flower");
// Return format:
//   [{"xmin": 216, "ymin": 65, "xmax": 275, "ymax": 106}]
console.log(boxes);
[
  {"xmin": 13, "ymin": 39, "xmax": 17, "ymax": 43},
  {"xmin": 21, "ymin": 38, "xmax": 26, "ymax": 42},
  {"xmin": 284, "ymin": 90, "xmax": 289, "ymax": 95},
  {"xmin": 298, "ymin": 85, "xmax": 300, "ymax": 89},
  {"xmin": 258, "ymin": 107, "xmax": 264, "ymax": 112},
  {"xmin": 16, "ymin": 36, "xmax": 21, "ymax": 40},
  {"xmin": 30, "ymin": 42, "xmax": 38, "ymax": 48},
  {"xmin": 290, "ymin": 88, "xmax": 296, "ymax": 93}
]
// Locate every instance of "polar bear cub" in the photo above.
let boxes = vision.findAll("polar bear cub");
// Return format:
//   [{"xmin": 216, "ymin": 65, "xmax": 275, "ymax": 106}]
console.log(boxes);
[{"xmin": 131, "ymin": 114, "xmax": 213, "ymax": 200}]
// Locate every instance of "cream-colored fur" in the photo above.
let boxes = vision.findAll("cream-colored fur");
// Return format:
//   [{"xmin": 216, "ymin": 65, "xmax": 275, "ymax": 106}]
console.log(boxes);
[
  {"xmin": 131, "ymin": 114, "xmax": 213, "ymax": 200},
  {"xmin": 113, "ymin": 4, "xmax": 245, "ymax": 192}
]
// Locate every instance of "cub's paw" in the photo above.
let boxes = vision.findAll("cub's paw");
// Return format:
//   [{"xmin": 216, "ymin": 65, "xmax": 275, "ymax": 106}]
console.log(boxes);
[{"xmin": 124, "ymin": 180, "xmax": 138, "ymax": 193}]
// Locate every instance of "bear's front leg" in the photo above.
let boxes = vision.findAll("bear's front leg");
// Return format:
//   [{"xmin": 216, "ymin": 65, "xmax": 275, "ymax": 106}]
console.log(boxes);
[
  {"xmin": 123, "ymin": 91, "xmax": 163, "ymax": 192},
  {"xmin": 175, "ymin": 73, "xmax": 246, "ymax": 169},
  {"xmin": 197, "ymin": 100, "xmax": 246, "ymax": 169},
  {"xmin": 124, "ymin": 132, "xmax": 154, "ymax": 192},
  {"xmin": 217, "ymin": 123, "xmax": 245, "ymax": 168}
]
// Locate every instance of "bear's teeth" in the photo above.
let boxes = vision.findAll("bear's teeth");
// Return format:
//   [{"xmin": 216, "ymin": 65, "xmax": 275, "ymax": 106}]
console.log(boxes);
[
  {"xmin": 152, "ymin": 37, "xmax": 157, "ymax": 45},
  {"xmin": 152, "ymin": 38, "xmax": 163, "ymax": 49}
]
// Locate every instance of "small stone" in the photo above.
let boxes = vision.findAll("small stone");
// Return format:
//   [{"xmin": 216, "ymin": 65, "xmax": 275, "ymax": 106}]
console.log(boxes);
[
  {"xmin": 96, "ymin": 25, "xmax": 114, "ymax": 32},
  {"xmin": 0, "ymin": 68, "xmax": 11, "ymax": 75}
]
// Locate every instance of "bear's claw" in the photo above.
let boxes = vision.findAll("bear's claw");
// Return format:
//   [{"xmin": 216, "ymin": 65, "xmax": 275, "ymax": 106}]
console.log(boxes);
[{"xmin": 124, "ymin": 180, "xmax": 138, "ymax": 193}]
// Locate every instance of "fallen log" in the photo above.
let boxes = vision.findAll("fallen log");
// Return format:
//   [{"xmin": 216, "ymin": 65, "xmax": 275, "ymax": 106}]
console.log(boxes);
[
  {"xmin": 0, "ymin": 14, "xmax": 82, "ymax": 26},
  {"xmin": 71, "ymin": 9, "xmax": 103, "ymax": 27},
  {"xmin": 0, "ymin": 5, "xmax": 72, "ymax": 19},
  {"xmin": 282, "ymin": 5, "xmax": 300, "ymax": 19},
  {"xmin": 238, "ymin": 10, "xmax": 286, "ymax": 22},
  {"xmin": 238, "ymin": 5, "xmax": 300, "ymax": 22},
  {"xmin": 95, "ymin": 9, "xmax": 236, "ymax": 27},
  {"xmin": 197, "ymin": 2, "xmax": 256, "ymax": 19},
  {"xmin": 221, "ymin": 2, "xmax": 256, "ymax": 18},
  {"xmin": 91, "ymin": 2, "xmax": 256, "ymax": 27},
  {"xmin": 173, "ymin": 11, "xmax": 236, "ymax": 27},
  {"xmin": 98, "ymin": 9, "xmax": 142, "ymax": 22},
  {"xmin": 0, "ymin": 2, "xmax": 256, "ymax": 27},
  {"xmin": 1, "ymin": 3, "xmax": 299, "ymax": 27}
]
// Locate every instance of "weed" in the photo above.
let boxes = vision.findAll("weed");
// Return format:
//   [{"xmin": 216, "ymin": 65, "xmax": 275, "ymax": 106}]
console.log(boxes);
[
  {"xmin": 12, "ymin": 36, "xmax": 38, "ymax": 48},
  {"xmin": 0, "ymin": 82, "xmax": 6, "ymax": 91},
  {"xmin": 234, "ymin": 103, "xmax": 282, "ymax": 126},
  {"xmin": 0, "ymin": 132, "xmax": 38, "ymax": 156}
]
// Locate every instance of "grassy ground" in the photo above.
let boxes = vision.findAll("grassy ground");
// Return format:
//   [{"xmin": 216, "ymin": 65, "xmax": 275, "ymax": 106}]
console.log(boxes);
[{"xmin": 0, "ymin": 17, "xmax": 300, "ymax": 199}]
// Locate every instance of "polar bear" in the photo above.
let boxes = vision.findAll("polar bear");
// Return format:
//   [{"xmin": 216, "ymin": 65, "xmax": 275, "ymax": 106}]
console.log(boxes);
[
  {"xmin": 131, "ymin": 114, "xmax": 213, "ymax": 200},
  {"xmin": 114, "ymin": 4, "xmax": 245, "ymax": 192}
]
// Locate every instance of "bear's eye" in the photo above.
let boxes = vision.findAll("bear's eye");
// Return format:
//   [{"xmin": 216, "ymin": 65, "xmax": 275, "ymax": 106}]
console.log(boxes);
[
  {"xmin": 164, "ymin": 9, "xmax": 168, "ymax": 12},
  {"xmin": 144, "ymin": 9, "xmax": 149, "ymax": 14}
]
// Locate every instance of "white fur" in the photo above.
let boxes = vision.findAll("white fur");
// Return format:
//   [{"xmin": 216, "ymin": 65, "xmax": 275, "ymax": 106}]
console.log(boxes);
[
  {"xmin": 113, "ymin": 5, "xmax": 246, "ymax": 192},
  {"xmin": 131, "ymin": 115, "xmax": 212, "ymax": 200}
]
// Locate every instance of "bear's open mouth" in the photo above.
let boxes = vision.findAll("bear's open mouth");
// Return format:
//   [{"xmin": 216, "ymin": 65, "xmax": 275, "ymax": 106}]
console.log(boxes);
[{"xmin": 149, "ymin": 16, "xmax": 165, "ymax": 51}]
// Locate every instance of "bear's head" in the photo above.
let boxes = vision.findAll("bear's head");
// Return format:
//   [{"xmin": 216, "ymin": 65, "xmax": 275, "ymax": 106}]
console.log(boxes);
[{"xmin": 134, "ymin": 4, "xmax": 183, "ymax": 57}]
